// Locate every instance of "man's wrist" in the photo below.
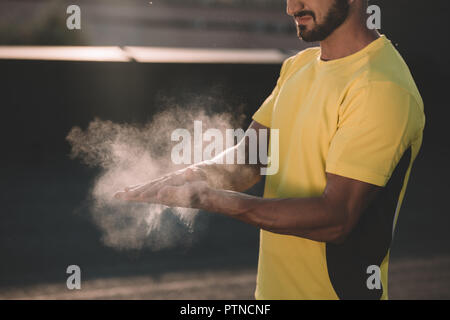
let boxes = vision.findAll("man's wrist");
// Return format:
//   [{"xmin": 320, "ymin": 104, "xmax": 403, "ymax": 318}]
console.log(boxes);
[
  {"xmin": 201, "ymin": 185, "xmax": 222, "ymax": 211},
  {"xmin": 200, "ymin": 187, "xmax": 251, "ymax": 218}
]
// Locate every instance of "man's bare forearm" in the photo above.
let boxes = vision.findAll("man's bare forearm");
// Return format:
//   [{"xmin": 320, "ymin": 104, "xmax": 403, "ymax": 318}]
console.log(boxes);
[{"xmin": 199, "ymin": 188, "xmax": 347, "ymax": 243}]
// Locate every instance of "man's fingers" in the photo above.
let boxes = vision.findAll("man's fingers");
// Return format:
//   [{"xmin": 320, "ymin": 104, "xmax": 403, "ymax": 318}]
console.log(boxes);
[
  {"xmin": 124, "ymin": 184, "xmax": 143, "ymax": 192},
  {"xmin": 114, "ymin": 190, "xmax": 145, "ymax": 201},
  {"xmin": 114, "ymin": 190, "xmax": 151, "ymax": 203},
  {"xmin": 155, "ymin": 185, "xmax": 186, "ymax": 207},
  {"xmin": 116, "ymin": 180, "xmax": 169, "ymax": 202},
  {"xmin": 116, "ymin": 181, "xmax": 208, "ymax": 208},
  {"xmin": 116, "ymin": 168, "xmax": 204, "ymax": 203},
  {"xmin": 122, "ymin": 168, "xmax": 201, "ymax": 196},
  {"xmin": 115, "ymin": 184, "xmax": 174, "ymax": 204},
  {"xmin": 125, "ymin": 178, "xmax": 165, "ymax": 197},
  {"xmin": 114, "ymin": 190, "xmax": 129, "ymax": 200},
  {"xmin": 128, "ymin": 174, "xmax": 186, "ymax": 197},
  {"xmin": 141, "ymin": 184, "xmax": 170, "ymax": 201}
]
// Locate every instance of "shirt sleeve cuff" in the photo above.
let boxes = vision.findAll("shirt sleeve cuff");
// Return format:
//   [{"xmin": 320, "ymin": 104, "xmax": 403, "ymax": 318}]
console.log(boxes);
[{"xmin": 326, "ymin": 162, "xmax": 389, "ymax": 187}]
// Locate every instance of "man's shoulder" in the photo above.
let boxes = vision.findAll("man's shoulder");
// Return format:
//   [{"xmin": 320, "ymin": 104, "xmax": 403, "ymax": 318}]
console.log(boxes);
[{"xmin": 357, "ymin": 40, "xmax": 422, "ymax": 105}]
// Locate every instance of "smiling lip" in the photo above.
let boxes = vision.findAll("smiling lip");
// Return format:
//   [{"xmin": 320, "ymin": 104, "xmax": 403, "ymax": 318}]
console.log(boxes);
[{"xmin": 296, "ymin": 15, "xmax": 313, "ymax": 24}]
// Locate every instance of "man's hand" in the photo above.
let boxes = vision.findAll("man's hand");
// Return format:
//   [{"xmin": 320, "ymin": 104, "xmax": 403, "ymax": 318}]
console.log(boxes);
[
  {"xmin": 115, "ymin": 120, "xmax": 268, "ymax": 203},
  {"xmin": 114, "ymin": 166, "xmax": 208, "ymax": 203},
  {"xmin": 118, "ymin": 180, "xmax": 211, "ymax": 208},
  {"xmin": 157, "ymin": 180, "xmax": 211, "ymax": 208}
]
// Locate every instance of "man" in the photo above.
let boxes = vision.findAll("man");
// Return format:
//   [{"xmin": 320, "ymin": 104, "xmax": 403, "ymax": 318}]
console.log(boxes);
[{"xmin": 115, "ymin": 0, "xmax": 425, "ymax": 300}]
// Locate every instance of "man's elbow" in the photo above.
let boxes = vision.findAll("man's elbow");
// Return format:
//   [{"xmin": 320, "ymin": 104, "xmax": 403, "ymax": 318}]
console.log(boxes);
[
  {"xmin": 320, "ymin": 198, "xmax": 355, "ymax": 244},
  {"xmin": 325, "ymin": 221, "xmax": 353, "ymax": 244}
]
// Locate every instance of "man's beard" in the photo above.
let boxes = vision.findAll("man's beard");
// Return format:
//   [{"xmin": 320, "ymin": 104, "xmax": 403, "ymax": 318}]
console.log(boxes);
[{"xmin": 297, "ymin": 0, "xmax": 350, "ymax": 42}]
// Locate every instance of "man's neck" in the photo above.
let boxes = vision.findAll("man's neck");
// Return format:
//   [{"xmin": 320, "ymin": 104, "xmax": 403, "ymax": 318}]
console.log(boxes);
[{"xmin": 319, "ymin": 17, "xmax": 380, "ymax": 61}]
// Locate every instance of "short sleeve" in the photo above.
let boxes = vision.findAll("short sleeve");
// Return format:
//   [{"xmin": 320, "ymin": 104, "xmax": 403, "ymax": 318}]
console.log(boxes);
[
  {"xmin": 326, "ymin": 82, "xmax": 425, "ymax": 187},
  {"xmin": 252, "ymin": 57, "xmax": 294, "ymax": 128}
]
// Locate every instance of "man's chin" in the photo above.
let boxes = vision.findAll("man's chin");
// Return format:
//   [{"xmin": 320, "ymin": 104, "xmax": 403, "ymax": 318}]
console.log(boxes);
[
  {"xmin": 297, "ymin": 27, "xmax": 312, "ymax": 42},
  {"xmin": 298, "ymin": 32, "xmax": 315, "ymax": 43},
  {"xmin": 297, "ymin": 27, "xmax": 325, "ymax": 43}
]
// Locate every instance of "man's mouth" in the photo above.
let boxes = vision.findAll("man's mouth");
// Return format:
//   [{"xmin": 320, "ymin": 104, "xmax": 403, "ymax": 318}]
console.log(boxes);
[
  {"xmin": 295, "ymin": 15, "xmax": 313, "ymax": 25},
  {"xmin": 294, "ymin": 11, "xmax": 315, "ymax": 25}
]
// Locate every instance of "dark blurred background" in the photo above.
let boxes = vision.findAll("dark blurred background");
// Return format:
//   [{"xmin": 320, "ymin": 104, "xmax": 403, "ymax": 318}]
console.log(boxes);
[{"xmin": 0, "ymin": 0, "xmax": 449, "ymax": 299}]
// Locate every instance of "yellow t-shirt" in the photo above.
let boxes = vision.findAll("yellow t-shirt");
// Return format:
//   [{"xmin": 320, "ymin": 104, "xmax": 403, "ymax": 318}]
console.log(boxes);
[{"xmin": 252, "ymin": 35, "xmax": 425, "ymax": 300}]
